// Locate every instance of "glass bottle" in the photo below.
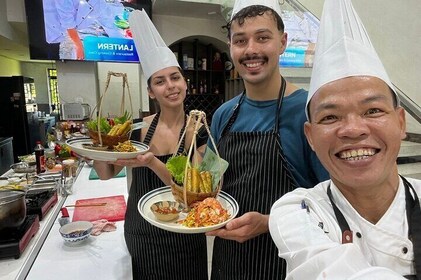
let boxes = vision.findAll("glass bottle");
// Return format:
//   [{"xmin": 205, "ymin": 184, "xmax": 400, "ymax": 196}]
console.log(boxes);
[{"xmin": 34, "ymin": 141, "xmax": 45, "ymax": 174}]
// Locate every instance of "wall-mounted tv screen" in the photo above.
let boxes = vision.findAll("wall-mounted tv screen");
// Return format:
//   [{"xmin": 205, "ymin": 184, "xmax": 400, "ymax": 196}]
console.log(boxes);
[
  {"xmin": 24, "ymin": 0, "xmax": 152, "ymax": 62},
  {"xmin": 280, "ymin": 10, "xmax": 319, "ymax": 68}
]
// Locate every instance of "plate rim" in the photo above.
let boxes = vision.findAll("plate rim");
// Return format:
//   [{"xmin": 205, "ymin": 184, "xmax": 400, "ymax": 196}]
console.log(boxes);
[
  {"xmin": 66, "ymin": 137, "xmax": 150, "ymax": 161},
  {"xmin": 138, "ymin": 186, "xmax": 239, "ymax": 234}
]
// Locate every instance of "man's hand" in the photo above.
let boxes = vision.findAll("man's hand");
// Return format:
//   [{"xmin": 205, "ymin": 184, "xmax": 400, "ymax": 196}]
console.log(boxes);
[{"xmin": 206, "ymin": 212, "xmax": 269, "ymax": 243}]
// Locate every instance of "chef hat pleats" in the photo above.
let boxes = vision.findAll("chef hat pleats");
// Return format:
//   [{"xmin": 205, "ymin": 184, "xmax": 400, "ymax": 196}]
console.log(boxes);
[
  {"xmin": 306, "ymin": 0, "xmax": 397, "ymax": 119},
  {"xmin": 231, "ymin": 0, "xmax": 282, "ymax": 20},
  {"xmin": 129, "ymin": 9, "xmax": 180, "ymax": 81}
]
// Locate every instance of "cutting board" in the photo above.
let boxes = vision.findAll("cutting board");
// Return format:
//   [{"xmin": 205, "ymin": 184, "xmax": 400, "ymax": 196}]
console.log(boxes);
[{"xmin": 72, "ymin": 195, "xmax": 127, "ymax": 222}]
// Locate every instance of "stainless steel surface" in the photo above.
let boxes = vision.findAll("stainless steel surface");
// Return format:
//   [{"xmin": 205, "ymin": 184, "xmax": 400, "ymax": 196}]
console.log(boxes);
[{"xmin": 0, "ymin": 190, "xmax": 26, "ymax": 230}]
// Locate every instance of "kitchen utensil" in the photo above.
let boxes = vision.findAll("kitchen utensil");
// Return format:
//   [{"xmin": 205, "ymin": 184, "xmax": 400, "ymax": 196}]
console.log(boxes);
[
  {"xmin": 10, "ymin": 162, "xmax": 36, "ymax": 174},
  {"xmin": 59, "ymin": 207, "xmax": 70, "ymax": 226},
  {"xmin": 131, "ymin": 121, "xmax": 148, "ymax": 131},
  {"xmin": 65, "ymin": 203, "xmax": 107, "ymax": 207},
  {"xmin": 0, "ymin": 190, "xmax": 26, "ymax": 230},
  {"xmin": 72, "ymin": 195, "xmax": 126, "ymax": 222}
]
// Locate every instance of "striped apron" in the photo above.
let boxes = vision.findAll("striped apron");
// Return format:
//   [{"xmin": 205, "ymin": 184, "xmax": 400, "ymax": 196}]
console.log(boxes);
[
  {"xmin": 124, "ymin": 112, "xmax": 208, "ymax": 280},
  {"xmin": 211, "ymin": 77, "xmax": 297, "ymax": 280}
]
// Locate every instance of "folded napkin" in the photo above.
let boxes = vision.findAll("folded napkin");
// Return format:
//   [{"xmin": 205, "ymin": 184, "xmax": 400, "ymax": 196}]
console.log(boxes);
[
  {"xmin": 89, "ymin": 167, "xmax": 126, "ymax": 180},
  {"xmin": 91, "ymin": 219, "xmax": 117, "ymax": 236}
]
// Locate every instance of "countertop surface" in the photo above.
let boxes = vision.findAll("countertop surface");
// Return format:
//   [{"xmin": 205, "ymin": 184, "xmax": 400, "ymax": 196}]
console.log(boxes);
[{"xmin": 0, "ymin": 164, "xmax": 132, "ymax": 280}]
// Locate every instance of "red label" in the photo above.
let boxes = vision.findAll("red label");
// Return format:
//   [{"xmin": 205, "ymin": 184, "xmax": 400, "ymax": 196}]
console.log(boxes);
[
  {"xmin": 40, "ymin": 155, "xmax": 46, "ymax": 172},
  {"xmin": 342, "ymin": 230, "xmax": 353, "ymax": 244}
]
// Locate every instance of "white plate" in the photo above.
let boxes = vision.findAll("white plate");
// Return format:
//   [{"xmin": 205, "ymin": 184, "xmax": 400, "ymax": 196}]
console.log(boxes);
[
  {"xmin": 66, "ymin": 137, "xmax": 149, "ymax": 161},
  {"xmin": 138, "ymin": 186, "xmax": 239, "ymax": 234}
]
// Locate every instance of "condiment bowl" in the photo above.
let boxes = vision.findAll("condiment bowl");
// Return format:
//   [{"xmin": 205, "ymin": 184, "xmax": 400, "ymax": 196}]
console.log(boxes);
[
  {"xmin": 59, "ymin": 221, "xmax": 93, "ymax": 243},
  {"xmin": 10, "ymin": 162, "xmax": 36, "ymax": 174},
  {"xmin": 150, "ymin": 201, "xmax": 182, "ymax": 222}
]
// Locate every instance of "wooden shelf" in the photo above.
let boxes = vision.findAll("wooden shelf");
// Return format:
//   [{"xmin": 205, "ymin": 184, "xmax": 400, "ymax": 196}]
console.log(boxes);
[
  {"xmin": 170, "ymin": 38, "xmax": 229, "ymax": 124},
  {"xmin": 184, "ymin": 94, "xmax": 224, "ymax": 124}
]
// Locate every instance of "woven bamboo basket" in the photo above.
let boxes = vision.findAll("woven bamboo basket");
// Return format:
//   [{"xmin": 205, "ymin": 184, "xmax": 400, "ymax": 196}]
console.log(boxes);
[
  {"xmin": 169, "ymin": 110, "xmax": 224, "ymax": 208},
  {"xmin": 89, "ymin": 71, "xmax": 133, "ymax": 149},
  {"xmin": 88, "ymin": 130, "xmax": 129, "ymax": 149},
  {"xmin": 170, "ymin": 181, "xmax": 219, "ymax": 207}
]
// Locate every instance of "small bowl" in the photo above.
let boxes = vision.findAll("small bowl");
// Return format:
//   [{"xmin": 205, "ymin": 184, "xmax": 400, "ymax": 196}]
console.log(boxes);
[
  {"xmin": 10, "ymin": 162, "xmax": 36, "ymax": 174},
  {"xmin": 150, "ymin": 201, "xmax": 182, "ymax": 222},
  {"xmin": 59, "ymin": 221, "xmax": 93, "ymax": 243}
]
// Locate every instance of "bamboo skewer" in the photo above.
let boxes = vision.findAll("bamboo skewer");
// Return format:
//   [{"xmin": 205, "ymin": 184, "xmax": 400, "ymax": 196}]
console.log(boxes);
[{"xmin": 65, "ymin": 203, "xmax": 107, "ymax": 207}]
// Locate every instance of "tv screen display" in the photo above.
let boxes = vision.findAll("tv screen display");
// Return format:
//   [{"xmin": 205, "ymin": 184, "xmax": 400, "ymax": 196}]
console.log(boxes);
[
  {"xmin": 280, "ymin": 10, "xmax": 319, "ymax": 68},
  {"xmin": 24, "ymin": 0, "xmax": 152, "ymax": 62}
]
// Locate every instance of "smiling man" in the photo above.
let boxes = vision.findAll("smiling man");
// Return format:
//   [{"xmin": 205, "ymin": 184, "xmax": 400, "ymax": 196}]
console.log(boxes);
[
  {"xmin": 269, "ymin": 0, "xmax": 421, "ymax": 279},
  {"xmin": 207, "ymin": 0, "xmax": 328, "ymax": 279}
]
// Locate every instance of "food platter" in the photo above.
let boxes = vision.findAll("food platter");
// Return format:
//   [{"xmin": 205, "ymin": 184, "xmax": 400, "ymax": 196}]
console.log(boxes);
[
  {"xmin": 66, "ymin": 137, "xmax": 149, "ymax": 161},
  {"xmin": 138, "ymin": 186, "xmax": 239, "ymax": 234}
]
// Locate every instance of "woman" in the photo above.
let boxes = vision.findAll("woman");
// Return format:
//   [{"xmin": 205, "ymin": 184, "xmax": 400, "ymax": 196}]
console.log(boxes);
[
  {"xmin": 93, "ymin": 10, "xmax": 208, "ymax": 279},
  {"xmin": 93, "ymin": 66, "xmax": 208, "ymax": 279}
]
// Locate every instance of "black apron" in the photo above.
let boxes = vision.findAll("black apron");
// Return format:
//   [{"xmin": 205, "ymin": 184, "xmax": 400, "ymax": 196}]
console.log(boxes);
[
  {"xmin": 211, "ymin": 77, "xmax": 298, "ymax": 280},
  {"xmin": 124, "ymin": 112, "xmax": 208, "ymax": 280},
  {"xmin": 327, "ymin": 176, "xmax": 421, "ymax": 279}
]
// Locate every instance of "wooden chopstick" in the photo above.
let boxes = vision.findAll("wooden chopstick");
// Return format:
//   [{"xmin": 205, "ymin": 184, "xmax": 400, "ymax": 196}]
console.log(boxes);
[{"xmin": 65, "ymin": 203, "xmax": 107, "ymax": 207}]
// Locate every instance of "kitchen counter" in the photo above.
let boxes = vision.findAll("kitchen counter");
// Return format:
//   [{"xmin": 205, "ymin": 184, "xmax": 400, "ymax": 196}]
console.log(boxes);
[{"xmin": 0, "ymin": 164, "xmax": 132, "ymax": 280}]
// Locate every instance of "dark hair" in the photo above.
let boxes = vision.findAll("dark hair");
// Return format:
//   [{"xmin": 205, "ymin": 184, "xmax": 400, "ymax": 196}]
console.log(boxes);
[
  {"xmin": 223, "ymin": 5, "xmax": 285, "ymax": 39},
  {"xmin": 146, "ymin": 67, "xmax": 185, "ymax": 88}
]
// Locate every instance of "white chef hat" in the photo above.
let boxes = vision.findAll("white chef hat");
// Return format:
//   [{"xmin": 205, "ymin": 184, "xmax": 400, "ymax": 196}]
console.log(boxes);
[
  {"xmin": 129, "ymin": 9, "xmax": 180, "ymax": 81},
  {"xmin": 306, "ymin": 0, "xmax": 398, "ymax": 120},
  {"xmin": 231, "ymin": 0, "xmax": 282, "ymax": 20}
]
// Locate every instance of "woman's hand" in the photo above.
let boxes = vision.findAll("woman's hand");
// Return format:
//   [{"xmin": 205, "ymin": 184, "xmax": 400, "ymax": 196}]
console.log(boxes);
[{"xmin": 112, "ymin": 151, "xmax": 155, "ymax": 167}]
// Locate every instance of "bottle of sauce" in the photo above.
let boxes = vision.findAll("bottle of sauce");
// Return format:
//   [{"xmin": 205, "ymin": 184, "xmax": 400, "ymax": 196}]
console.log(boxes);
[
  {"xmin": 34, "ymin": 141, "xmax": 46, "ymax": 174},
  {"xmin": 199, "ymin": 80, "xmax": 204, "ymax": 94}
]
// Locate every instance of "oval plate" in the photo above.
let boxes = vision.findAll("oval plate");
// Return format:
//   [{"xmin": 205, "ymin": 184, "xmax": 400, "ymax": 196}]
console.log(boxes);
[
  {"xmin": 66, "ymin": 137, "xmax": 149, "ymax": 161},
  {"xmin": 138, "ymin": 186, "xmax": 239, "ymax": 234}
]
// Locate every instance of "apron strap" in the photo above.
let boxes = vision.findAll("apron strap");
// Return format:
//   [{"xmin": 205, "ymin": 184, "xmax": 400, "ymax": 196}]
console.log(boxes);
[
  {"xmin": 221, "ymin": 93, "xmax": 245, "ymax": 137},
  {"xmin": 327, "ymin": 184, "xmax": 353, "ymax": 244},
  {"xmin": 144, "ymin": 112, "xmax": 186, "ymax": 154},
  {"xmin": 328, "ymin": 177, "xmax": 421, "ymax": 278},
  {"xmin": 274, "ymin": 76, "xmax": 286, "ymax": 134},
  {"xmin": 143, "ymin": 112, "xmax": 160, "ymax": 145},
  {"xmin": 402, "ymin": 175, "xmax": 421, "ymax": 279},
  {"xmin": 221, "ymin": 76, "xmax": 287, "ymax": 137}
]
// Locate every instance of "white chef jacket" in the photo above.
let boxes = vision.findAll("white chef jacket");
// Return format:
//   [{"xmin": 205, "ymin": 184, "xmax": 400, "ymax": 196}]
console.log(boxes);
[
  {"xmin": 43, "ymin": 0, "xmax": 125, "ymax": 43},
  {"xmin": 269, "ymin": 177, "xmax": 421, "ymax": 279}
]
